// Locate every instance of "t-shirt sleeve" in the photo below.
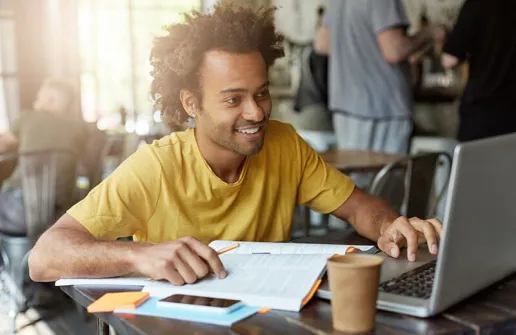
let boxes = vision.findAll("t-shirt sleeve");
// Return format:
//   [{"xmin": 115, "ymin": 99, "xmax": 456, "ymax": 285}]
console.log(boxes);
[
  {"xmin": 292, "ymin": 127, "xmax": 355, "ymax": 214},
  {"xmin": 443, "ymin": 0, "xmax": 481, "ymax": 61},
  {"xmin": 67, "ymin": 145, "xmax": 162, "ymax": 240},
  {"xmin": 371, "ymin": 0, "xmax": 409, "ymax": 34}
]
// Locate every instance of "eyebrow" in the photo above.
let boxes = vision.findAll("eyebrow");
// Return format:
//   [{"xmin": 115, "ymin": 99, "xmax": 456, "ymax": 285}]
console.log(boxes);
[{"xmin": 219, "ymin": 81, "xmax": 270, "ymax": 95}]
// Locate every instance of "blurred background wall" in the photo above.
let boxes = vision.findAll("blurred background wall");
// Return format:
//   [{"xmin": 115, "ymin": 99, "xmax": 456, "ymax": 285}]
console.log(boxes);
[{"xmin": 1, "ymin": 0, "xmax": 466, "ymax": 137}]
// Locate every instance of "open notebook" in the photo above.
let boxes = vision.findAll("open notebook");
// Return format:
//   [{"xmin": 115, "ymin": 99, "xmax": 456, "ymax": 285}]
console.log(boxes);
[
  {"xmin": 56, "ymin": 241, "xmax": 376, "ymax": 312},
  {"xmin": 143, "ymin": 241, "xmax": 376, "ymax": 311}
]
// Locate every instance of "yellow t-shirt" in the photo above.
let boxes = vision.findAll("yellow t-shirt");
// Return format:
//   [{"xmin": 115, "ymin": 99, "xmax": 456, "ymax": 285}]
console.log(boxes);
[{"xmin": 68, "ymin": 121, "xmax": 355, "ymax": 244}]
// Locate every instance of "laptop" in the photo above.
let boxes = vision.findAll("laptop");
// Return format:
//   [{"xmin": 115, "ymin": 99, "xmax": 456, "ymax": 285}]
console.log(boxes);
[{"xmin": 317, "ymin": 133, "xmax": 516, "ymax": 317}]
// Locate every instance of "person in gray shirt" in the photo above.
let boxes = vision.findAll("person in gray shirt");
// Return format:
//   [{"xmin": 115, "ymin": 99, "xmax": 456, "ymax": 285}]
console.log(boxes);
[{"xmin": 314, "ymin": 0, "xmax": 446, "ymax": 159}]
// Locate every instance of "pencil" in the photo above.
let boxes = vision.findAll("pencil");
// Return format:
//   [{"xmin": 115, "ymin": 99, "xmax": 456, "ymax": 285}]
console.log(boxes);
[{"xmin": 216, "ymin": 243, "xmax": 240, "ymax": 255}]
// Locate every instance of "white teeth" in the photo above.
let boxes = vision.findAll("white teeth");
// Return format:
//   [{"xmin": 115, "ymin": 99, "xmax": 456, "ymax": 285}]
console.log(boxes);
[{"xmin": 237, "ymin": 127, "xmax": 259, "ymax": 134}]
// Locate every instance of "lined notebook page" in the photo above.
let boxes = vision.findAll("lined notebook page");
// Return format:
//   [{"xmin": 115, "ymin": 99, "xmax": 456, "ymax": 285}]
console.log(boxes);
[
  {"xmin": 143, "ymin": 253, "xmax": 329, "ymax": 311},
  {"xmin": 209, "ymin": 240, "xmax": 375, "ymax": 255}
]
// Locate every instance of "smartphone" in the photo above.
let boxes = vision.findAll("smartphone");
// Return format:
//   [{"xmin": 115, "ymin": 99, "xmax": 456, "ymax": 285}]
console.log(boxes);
[{"xmin": 157, "ymin": 294, "xmax": 244, "ymax": 314}]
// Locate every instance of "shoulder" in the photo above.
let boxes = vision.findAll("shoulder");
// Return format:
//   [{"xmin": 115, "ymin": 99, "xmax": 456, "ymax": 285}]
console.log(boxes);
[
  {"xmin": 145, "ymin": 128, "xmax": 193, "ymax": 165},
  {"xmin": 262, "ymin": 120, "xmax": 309, "ymax": 160},
  {"xmin": 9, "ymin": 109, "xmax": 39, "ymax": 133},
  {"xmin": 149, "ymin": 128, "xmax": 190, "ymax": 152},
  {"xmin": 106, "ymin": 141, "xmax": 165, "ymax": 186}
]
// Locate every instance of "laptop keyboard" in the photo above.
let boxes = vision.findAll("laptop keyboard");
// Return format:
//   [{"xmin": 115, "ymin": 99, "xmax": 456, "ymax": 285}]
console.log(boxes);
[{"xmin": 379, "ymin": 261, "xmax": 436, "ymax": 299}]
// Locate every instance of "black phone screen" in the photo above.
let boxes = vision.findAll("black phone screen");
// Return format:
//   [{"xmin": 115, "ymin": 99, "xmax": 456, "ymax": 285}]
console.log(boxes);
[{"xmin": 159, "ymin": 294, "xmax": 240, "ymax": 308}]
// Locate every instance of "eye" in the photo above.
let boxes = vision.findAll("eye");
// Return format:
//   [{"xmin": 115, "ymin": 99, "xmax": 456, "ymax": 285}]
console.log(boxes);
[
  {"xmin": 255, "ymin": 90, "xmax": 269, "ymax": 100},
  {"xmin": 225, "ymin": 97, "xmax": 239, "ymax": 105}
]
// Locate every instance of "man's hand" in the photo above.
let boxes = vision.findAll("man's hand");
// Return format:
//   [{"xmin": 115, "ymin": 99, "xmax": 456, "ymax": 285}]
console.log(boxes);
[
  {"xmin": 134, "ymin": 236, "xmax": 227, "ymax": 285},
  {"xmin": 377, "ymin": 217, "xmax": 443, "ymax": 262}
]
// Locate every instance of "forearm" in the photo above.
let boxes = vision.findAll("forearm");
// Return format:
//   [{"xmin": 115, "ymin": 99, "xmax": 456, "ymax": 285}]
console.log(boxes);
[
  {"xmin": 29, "ymin": 228, "xmax": 148, "ymax": 282},
  {"xmin": 351, "ymin": 195, "xmax": 399, "ymax": 241},
  {"xmin": 387, "ymin": 28, "xmax": 433, "ymax": 63},
  {"xmin": 335, "ymin": 188, "xmax": 399, "ymax": 241},
  {"xmin": 314, "ymin": 26, "xmax": 329, "ymax": 55}
]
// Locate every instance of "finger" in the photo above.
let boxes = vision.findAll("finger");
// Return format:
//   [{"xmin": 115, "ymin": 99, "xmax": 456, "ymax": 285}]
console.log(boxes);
[
  {"xmin": 178, "ymin": 245, "xmax": 210, "ymax": 279},
  {"xmin": 184, "ymin": 237, "xmax": 227, "ymax": 279},
  {"xmin": 378, "ymin": 219, "xmax": 406, "ymax": 258},
  {"xmin": 172, "ymin": 252, "xmax": 198, "ymax": 284},
  {"xmin": 427, "ymin": 218, "xmax": 444, "ymax": 239},
  {"xmin": 410, "ymin": 217, "xmax": 438, "ymax": 254},
  {"xmin": 385, "ymin": 220, "xmax": 408, "ymax": 246},
  {"xmin": 162, "ymin": 269, "xmax": 185, "ymax": 286},
  {"xmin": 377, "ymin": 235, "xmax": 400, "ymax": 259},
  {"xmin": 393, "ymin": 217, "xmax": 419, "ymax": 262}
]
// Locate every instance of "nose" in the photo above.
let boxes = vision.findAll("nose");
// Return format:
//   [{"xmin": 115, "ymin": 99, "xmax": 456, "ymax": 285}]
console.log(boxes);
[{"xmin": 242, "ymin": 99, "xmax": 265, "ymax": 122}]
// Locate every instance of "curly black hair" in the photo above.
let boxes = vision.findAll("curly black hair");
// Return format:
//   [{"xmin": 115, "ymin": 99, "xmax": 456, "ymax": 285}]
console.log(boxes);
[{"xmin": 150, "ymin": 0, "xmax": 284, "ymax": 125}]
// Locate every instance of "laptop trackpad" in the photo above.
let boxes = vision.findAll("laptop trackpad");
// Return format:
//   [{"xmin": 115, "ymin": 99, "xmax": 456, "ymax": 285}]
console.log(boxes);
[
  {"xmin": 316, "ymin": 247, "xmax": 437, "ymax": 300},
  {"xmin": 378, "ymin": 248, "xmax": 437, "ymax": 282}
]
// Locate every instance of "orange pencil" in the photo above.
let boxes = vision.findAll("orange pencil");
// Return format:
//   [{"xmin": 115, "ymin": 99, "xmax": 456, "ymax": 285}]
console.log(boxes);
[{"xmin": 216, "ymin": 243, "xmax": 240, "ymax": 255}]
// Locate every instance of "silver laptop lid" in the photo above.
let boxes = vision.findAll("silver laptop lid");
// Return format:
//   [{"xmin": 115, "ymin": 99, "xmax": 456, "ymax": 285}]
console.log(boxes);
[{"xmin": 430, "ymin": 133, "xmax": 516, "ymax": 314}]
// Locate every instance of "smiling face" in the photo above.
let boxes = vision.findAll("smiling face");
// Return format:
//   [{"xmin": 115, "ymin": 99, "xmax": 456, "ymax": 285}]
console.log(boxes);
[{"xmin": 184, "ymin": 50, "xmax": 271, "ymax": 157}]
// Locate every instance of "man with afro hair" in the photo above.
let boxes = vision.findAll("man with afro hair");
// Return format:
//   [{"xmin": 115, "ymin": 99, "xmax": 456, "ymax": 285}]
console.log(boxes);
[{"xmin": 30, "ymin": 1, "xmax": 442, "ymax": 286}]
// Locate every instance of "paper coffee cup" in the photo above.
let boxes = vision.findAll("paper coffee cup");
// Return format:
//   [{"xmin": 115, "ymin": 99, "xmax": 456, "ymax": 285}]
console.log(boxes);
[{"xmin": 327, "ymin": 254, "xmax": 384, "ymax": 333}]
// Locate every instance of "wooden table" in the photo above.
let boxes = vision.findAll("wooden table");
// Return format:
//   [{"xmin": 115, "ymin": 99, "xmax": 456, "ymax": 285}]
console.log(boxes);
[
  {"xmin": 61, "ymin": 230, "xmax": 516, "ymax": 335},
  {"xmin": 320, "ymin": 149, "xmax": 405, "ymax": 174}
]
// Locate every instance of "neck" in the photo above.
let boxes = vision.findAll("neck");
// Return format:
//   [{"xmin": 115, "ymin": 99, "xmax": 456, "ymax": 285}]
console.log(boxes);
[{"xmin": 194, "ymin": 128, "xmax": 246, "ymax": 184}]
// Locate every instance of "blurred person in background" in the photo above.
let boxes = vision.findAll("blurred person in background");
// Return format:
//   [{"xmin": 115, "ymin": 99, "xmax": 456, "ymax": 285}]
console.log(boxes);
[
  {"xmin": 293, "ymin": 6, "xmax": 330, "ymax": 125},
  {"xmin": 0, "ymin": 78, "xmax": 87, "ymax": 235},
  {"xmin": 314, "ymin": 0, "xmax": 447, "ymax": 161},
  {"xmin": 442, "ymin": 0, "xmax": 516, "ymax": 142}
]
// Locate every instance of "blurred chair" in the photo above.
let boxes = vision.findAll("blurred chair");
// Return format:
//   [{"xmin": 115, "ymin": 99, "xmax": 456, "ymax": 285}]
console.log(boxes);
[
  {"xmin": 410, "ymin": 137, "xmax": 458, "ymax": 221},
  {"xmin": 101, "ymin": 133, "xmax": 141, "ymax": 178},
  {"xmin": 76, "ymin": 125, "xmax": 108, "ymax": 197},
  {"xmin": 122, "ymin": 133, "xmax": 141, "ymax": 161},
  {"xmin": 0, "ymin": 149, "xmax": 75, "ymax": 333},
  {"xmin": 301, "ymin": 152, "xmax": 451, "ymax": 237},
  {"xmin": 101, "ymin": 134, "xmax": 126, "ymax": 177},
  {"xmin": 122, "ymin": 133, "xmax": 163, "ymax": 161},
  {"xmin": 369, "ymin": 152, "xmax": 452, "ymax": 219}
]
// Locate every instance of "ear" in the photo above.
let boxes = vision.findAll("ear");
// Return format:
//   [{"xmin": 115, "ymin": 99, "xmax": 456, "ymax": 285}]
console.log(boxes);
[{"xmin": 179, "ymin": 89, "xmax": 200, "ymax": 118}]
